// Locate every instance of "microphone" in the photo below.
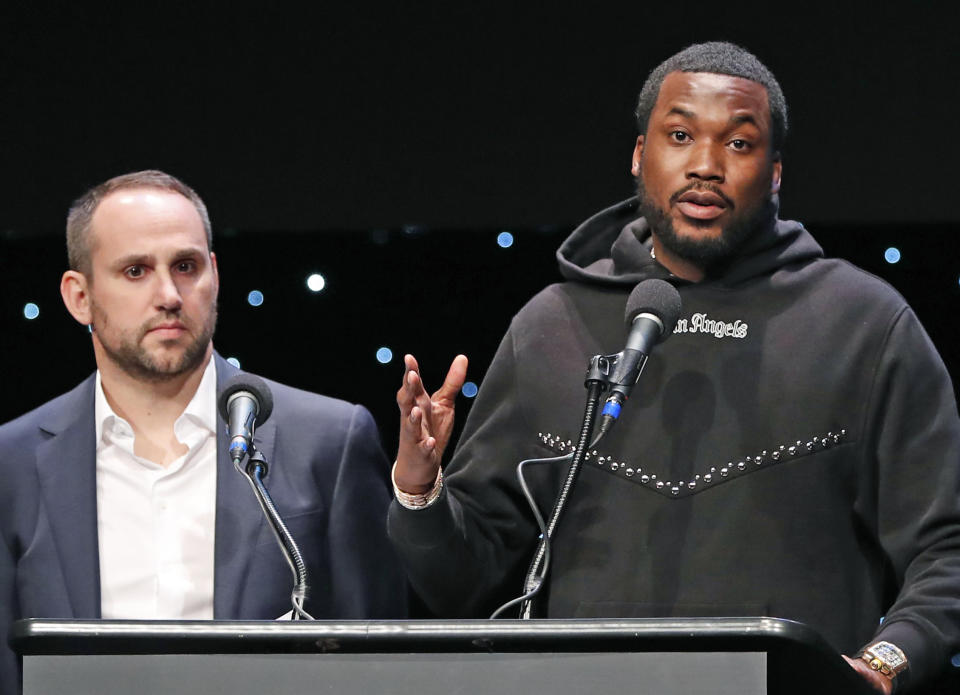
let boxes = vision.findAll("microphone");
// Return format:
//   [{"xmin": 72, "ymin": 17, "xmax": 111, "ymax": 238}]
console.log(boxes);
[
  {"xmin": 595, "ymin": 279, "xmax": 681, "ymax": 438},
  {"xmin": 217, "ymin": 373, "xmax": 275, "ymax": 464}
]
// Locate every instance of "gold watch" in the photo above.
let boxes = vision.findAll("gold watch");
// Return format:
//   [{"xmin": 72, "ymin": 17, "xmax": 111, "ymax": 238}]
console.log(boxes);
[{"xmin": 860, "ymin": 641, "xmax": 908, "ymax": 680}]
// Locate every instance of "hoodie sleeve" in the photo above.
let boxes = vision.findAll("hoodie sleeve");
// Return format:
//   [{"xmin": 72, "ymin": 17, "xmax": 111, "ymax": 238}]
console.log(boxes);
[
  {"xmin": 859, "ymin": 305, "xmax": 960, "ymax": 689},
  {"xmin": 388, "ymin": 322, "xmax": 542, "ymax": 617}
]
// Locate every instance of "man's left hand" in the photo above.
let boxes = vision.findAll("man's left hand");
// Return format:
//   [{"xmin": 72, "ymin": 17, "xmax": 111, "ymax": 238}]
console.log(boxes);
[{"xmin": 842, "ymin": 655, "xmax": 893, "ymax": 694}]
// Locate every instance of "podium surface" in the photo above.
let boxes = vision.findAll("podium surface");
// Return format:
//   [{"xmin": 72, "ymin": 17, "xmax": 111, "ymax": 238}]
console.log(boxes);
[{"xmin": 13, "ymin": 617, "xmax": 874, "ymax": 695}]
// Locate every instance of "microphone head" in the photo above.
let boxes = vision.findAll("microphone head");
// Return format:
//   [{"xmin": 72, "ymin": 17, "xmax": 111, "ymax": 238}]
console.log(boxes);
[
  {"xmin": 217, "ymin": 373, "xmax": 275, "ymax": 425},
  {"xmin": 624, "ymin": 279, "xmax": 682, "ymax": 341}
]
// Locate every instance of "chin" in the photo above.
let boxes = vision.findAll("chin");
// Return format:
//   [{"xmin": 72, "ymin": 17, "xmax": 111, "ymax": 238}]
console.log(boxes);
[{"xmin": 672, "ymin": 219, "xmax": 725, "ymax": 241}]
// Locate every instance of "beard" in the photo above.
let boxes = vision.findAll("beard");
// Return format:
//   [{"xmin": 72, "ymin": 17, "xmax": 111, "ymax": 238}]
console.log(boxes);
[
  {"xmin": 91, "ymin": 302, "xmax": 217, "ymax": 383},
  {"xmin": 637, "ymin": 175, "xmax": 776, "ymax": 270}
]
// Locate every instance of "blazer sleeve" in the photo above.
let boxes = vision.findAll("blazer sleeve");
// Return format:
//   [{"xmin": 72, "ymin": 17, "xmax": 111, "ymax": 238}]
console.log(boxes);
[{"xmin": 325, "ymin": 404, "xmax": 408, "ymax": 618}]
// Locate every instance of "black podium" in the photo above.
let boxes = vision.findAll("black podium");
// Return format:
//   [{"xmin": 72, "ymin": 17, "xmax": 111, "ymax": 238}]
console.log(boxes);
[{"xmin": 12, "ymin": 617, "xmax": 875, "ymax": 695}]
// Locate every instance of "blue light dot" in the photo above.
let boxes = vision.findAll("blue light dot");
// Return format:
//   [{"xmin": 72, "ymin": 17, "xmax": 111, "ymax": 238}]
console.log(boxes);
[
  {"xmin": 952, "ymin": 653, "xmax": 960, "ymax": 668},
  {"xmin": 226, "ymin": 357, "xmax": 241, "ymax": 368},
  {"xmin": 462, "ymin": 381, "xmax": 479, "ymax": 398},
  {"xmin": 376, "ymin": 347, "xmax": 393, "ymax": 364},
  {"xmin": 306, "ymin": 273, "xmax": 326, "ymax": 292},
  {"xmin": 497, "ymin": 232, "xmax": 514, "ymax": 248},
  {"xmin": 247, "ymin": 290, "xmax": 264, "ymax": 306},
  {"xmin": 884, "ymin": 247, "xmax": 901, "ymax": 264},
  {"xmin": 23, "ymin": 303, "xmax": 40, "ymax": 320}
]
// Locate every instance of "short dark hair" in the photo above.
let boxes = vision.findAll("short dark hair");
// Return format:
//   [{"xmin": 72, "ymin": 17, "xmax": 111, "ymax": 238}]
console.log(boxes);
[
  {"xmin": 66, "ymin": 169, "xmax": 212, "ymax": 277},
  {"xmin": 635, "ymin": 41, "xmax": 788, "ymax": 153}
]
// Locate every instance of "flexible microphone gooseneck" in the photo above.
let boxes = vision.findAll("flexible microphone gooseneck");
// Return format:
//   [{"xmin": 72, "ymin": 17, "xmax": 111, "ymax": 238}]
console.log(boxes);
[
  {"xmin": 217, "ymin": 373, "xmax": 312, "ymax": 620},
  {"xmin": 508, "ymin": 280, "xmax": 681, "ymax": 619}
]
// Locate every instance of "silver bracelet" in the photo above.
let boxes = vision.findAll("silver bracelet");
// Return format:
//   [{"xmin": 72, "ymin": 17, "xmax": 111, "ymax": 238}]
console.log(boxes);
[{"xmin": 392, "ymin": 462, "xmax": 443, "ymax": 510}]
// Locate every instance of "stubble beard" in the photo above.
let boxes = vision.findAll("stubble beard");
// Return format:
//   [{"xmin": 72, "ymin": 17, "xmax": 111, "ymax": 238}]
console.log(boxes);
[
  {"xmin": 92, "ymin": 302, "xmax": 218, "ymax": 383},
  {"xmin": 636, "ymin": 175, "xmax": 776, "ymax": 270}
]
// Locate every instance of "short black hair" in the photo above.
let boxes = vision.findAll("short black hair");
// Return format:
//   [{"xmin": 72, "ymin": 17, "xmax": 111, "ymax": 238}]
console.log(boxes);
[{"xmin": 635, "ymin": 41, "xmax": 788, "ymax": 153}]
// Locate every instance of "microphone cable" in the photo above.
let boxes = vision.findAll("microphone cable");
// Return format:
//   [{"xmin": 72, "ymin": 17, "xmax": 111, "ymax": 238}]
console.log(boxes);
[{"xmin": 488, "ymin": 380, "xmax": 605, "ymax": 619}]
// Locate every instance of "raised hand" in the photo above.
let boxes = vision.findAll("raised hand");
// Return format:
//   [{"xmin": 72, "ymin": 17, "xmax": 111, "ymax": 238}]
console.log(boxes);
[{"xmin": 395, "ymin": 354, "xmax": 468, "ymax": 494}]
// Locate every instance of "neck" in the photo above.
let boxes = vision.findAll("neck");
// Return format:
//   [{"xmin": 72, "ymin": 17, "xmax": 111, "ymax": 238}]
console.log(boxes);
[
  {"xmin": 95, "ymin": 344, "xmax": 213, "ymax": 465},
  {"xmin": 650, "ymin": 234, "xmax": 705, "ymax": 282}
]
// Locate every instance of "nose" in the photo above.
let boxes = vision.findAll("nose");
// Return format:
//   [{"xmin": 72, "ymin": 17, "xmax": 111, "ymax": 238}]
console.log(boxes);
[
  {"xmin": 686, "ymin": 141, "xmax": 724, "ymax": 183},
  {"xmin": 154, "ymin": 270, "xmax": 183, "ymax": 312}
]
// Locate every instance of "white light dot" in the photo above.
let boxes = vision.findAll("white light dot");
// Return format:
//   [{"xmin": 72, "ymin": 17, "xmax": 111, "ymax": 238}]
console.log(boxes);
[
  {"xmin": 376, "ymin": 347, "xmax": 393, "ymax": 364},
  {"xmin": 247, "ymin": 290, "xmax": 264, "ymax": 306},
  {"xmin": 226, "ymin": 357, "xmax": 241, "ymax": 368},
  {"xmin": 497, "ymin": 232, "xmax": 514, "ymax": 248},
  {"xmin": 462, "ymin": 381, "xmax": 478, "ymax": 398},
  {"xmin": 884, "ymin": 247, "xmax": 901, "ymax": 264},
  {"xmin": 307, "ymin": 273, "xmax": 326, "ymax": 292},
  {"xmin": 23, "ymin": 303, "xmax": 40, "ymax": 320}
]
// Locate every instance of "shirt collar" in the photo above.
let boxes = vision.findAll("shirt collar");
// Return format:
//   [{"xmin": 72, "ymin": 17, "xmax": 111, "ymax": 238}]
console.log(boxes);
[{"xmin": 95, "ymin": 356, "xmax": 219, "ymax": 448}]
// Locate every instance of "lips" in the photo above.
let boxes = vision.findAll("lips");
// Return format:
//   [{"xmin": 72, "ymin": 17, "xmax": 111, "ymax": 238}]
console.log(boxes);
[
  {"xmin": 675, "ymin": 188, "xmax": 730, "ymax": 221},
  {"xmin": 677, "ymin": 190, "xmax": 727, "ymax": 207},
  {"xmin": 146, "ymin": 321, "xmax": 187, "ymax": 338}
]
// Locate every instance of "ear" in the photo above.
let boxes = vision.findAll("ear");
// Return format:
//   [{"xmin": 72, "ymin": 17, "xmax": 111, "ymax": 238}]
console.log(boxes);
[
  {"xmin": 771, "ymin": 156, "xmax": 782, "ymax": 195},
  {"xmin": 210, "ymin": 251, "xmax": 220, "ymax": 294},
  {"xmin": 631, "ymin": 135, "xmax": 644, "ymax": 176},
  {"xmin": 60, "ymin": 270, "xmax": 93, "ymax": 326}
]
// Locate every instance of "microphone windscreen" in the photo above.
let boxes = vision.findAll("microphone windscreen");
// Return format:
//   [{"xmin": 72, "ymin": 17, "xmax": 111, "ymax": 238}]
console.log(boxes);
[
  {"xmin": 217, "ymin": 373, "xmax": 275, "ymax": 424},
  {"xmin": 624, "ymin": 279, "xmax": 682, "ymax": 339}
]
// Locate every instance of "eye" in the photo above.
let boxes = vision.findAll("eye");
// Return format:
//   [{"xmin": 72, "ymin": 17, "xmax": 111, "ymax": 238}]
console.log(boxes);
[
  {"xmin": 669, "ymin": 130, "xmax": 691, "ymax": 143},
  {"xmin": 729, "ymin": 139, "xmax": 751, "ymax": 151},
  {"xmin": 125, "ymin": 265, "xmax": 145, "ymax": 279},
  {"xmin": 175, "ymin": 260, "xmax": 198, "ymax": 273}
]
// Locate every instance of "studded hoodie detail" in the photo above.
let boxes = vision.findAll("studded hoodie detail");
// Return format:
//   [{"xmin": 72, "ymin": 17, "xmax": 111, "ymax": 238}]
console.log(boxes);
[{"xmin": 389, "ymin": 199, "xmax": 960, "ymax": 689}]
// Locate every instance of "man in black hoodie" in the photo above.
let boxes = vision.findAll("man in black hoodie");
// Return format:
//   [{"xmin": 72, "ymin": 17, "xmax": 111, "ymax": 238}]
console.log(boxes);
[{"xmin": 388, "ymin": 42, "xmax": 960, "ymax": 693}]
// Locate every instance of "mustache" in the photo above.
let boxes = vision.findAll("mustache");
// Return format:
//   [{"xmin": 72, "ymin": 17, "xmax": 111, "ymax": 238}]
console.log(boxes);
[
  {"xmin": 139, "ymin": 312, "xmax": 187, "ymax": 337},
  {"xmin": 668, "ymin": 182, "xmax": 735, "ymax": 210}
]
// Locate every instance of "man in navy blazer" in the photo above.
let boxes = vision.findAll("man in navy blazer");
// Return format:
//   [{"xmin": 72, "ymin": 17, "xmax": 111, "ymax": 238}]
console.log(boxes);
[{"xmin": 0, "ymin": 170, "xmax": 405, "ymax": 693}]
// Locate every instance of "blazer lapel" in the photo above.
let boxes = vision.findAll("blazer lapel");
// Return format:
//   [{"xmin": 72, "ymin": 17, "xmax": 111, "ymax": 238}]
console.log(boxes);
[
  {"xmin": 212, "ymin": 355, "xmax": 277, "ymax": 618},
  {"xmin": 35, "ymin": 375, "xmax": 102, "ymax": 618}
]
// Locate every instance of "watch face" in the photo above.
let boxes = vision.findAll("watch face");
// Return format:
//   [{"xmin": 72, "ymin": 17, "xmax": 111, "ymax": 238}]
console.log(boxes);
[
  {"xmin": 868, "ymin": 641, "xmax": 907, "ymax": 673},
  {"xmin": 873, "ymin": 643, "xmax": 905, "ymax": 666}
]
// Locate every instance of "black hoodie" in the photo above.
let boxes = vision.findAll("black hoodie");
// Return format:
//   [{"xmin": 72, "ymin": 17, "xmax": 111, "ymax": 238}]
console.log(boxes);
[{"xmin": 389, "ymin": 200, "xmax": 960, "ymax": 689}]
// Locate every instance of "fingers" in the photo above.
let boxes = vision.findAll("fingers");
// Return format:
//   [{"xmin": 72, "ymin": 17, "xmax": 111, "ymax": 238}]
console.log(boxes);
[
  {"xmin": 434, "ymin": 354, "xmax": 469, "ymax": 402},
  {"xmin": 396, "ymin": 402, "xmax": 440, "ymax": 489},
  {"xmin": 842, "ymin": 656, "xmax": 893, "ymax": 695},
  {"xmin": 403, "ymin": 353, "xmax": 420, "ymax": 374},
  {"xmin": 396, "ymin": 354, "xmax": 426, "ymax": 412},
  {"xmin": 400, "ymin": 406, "xmax": 433, "ymax": 449},
  {"xmin": 398, "ymin": 362, "xmax": 436, "ymax": 441},
  {"xmin": 396, "ymin": 354, "xmax": 460, "ymax": 491}
]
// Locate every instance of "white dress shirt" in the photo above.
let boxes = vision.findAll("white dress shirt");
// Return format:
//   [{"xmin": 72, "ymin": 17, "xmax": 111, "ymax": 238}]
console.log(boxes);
[{"xmin": 95, "ymin": 357, "xmax": 218, "ymax": 619}]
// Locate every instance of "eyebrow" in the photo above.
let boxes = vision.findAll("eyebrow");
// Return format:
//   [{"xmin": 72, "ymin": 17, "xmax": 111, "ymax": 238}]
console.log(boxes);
[
  {"xmin": 110, "ymin": 247, "xmax": 207, "ymax": 270},
  {"xmin": 110, "ymin": 253, "xmax": 151, "ymax": 270},
  {"xmin": 730, "ymin": 114, "xmax": 761, "ymax": 128},
  {"xmin": 666, "ymin": 106, "xmax": 696, "ymax": 119},
  {"xmin": 665, "ymin": 107, "xmax": 761, "ymax": 129}
]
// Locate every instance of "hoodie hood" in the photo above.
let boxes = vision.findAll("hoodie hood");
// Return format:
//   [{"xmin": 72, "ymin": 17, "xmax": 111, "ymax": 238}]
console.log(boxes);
[{"xmin": 557, "ymin": 197, "xmax": 824, "ymax": 288}]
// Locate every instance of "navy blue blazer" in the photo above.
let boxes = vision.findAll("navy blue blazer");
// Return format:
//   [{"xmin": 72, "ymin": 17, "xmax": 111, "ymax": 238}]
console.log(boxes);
[{"xmin": 0, "ymin": 354, "xmax": 406, "ymax": 692}]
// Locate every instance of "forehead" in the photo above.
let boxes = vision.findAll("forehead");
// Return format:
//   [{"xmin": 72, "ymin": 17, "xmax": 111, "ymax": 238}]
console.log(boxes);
[
  {"xmin": 652, "ymin": 71, "xmax": 771, "ymax": 130},
  {"xmin": 89, "ymin": 188, "xmax": 207, "ymax": 259}
]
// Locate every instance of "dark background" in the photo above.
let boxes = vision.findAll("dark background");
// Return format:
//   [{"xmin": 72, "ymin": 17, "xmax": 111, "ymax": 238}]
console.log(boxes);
[
  {"xmin": 2, "ymin": 3, "xmax": 959, "ymax": 444},
  {"xmin": 2, "ymin": 5, "xmax": 960, "ymax": 683}
]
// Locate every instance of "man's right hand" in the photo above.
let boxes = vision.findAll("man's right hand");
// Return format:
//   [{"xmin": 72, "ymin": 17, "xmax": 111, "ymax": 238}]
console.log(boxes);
[{"xmin": 395, "ymin": 354, "xmax": 468, "ymax": 494}]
